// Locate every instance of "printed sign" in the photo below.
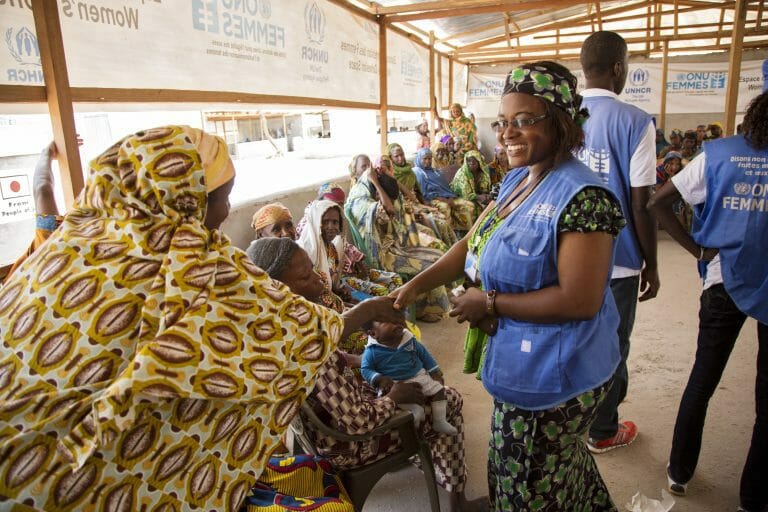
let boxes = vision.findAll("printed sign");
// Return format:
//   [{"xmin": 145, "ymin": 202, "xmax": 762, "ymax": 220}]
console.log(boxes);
[
  {"xmin": 469, "ymin": 61, "xmax": 765, "ymax": 117},
  {"xmin": 0, "ymin": 169, "xmax": 34, "ymax": 224},
  {"xmin": 386, "ymin": 30, "xmax": 429, "ymax": 108}
]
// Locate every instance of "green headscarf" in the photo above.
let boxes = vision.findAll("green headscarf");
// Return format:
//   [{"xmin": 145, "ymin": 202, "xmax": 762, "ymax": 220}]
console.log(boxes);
[{"xmin": 386, "ymin": 142, "xmax": 418, "ymax": 192}]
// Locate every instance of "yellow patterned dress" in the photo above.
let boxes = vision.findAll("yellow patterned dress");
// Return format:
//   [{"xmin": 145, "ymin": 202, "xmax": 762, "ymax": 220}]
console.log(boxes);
[{"xmin": 0, "ymin": 126, "xmax": 342, "ymax": 512}]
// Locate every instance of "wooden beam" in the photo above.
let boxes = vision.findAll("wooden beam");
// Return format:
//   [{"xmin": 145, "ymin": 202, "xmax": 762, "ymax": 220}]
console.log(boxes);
[
  {"xmin": 379, "ymin": 18, "xmax": 388, "ymax": 152},
  {"xmin": 32, "ymin": 0, "xmax": 83, "ymax": 210},
  {"xmin": 448, "ymin": 59, "xmax": 454, "ymax": 107},
  {"xmin": 724, "ymin": 0, "xmax": 747, "ymax": 136},
  {"xmin": 429, "ymin": 31, "xmax": 436, "ymax": 138},
  {"xmin": 674, "ymin": 0, "xmax": 679, "ymax": 37},
  {"xmin": 385, "ymin": 0, "xmax": 594, "ymax": 24},
  {"xmin": 458, "ymin": 1, "xmax": 649, "ymax": 51},
  {"xmin": 504, "ymin": 14, "xmax": 512, "ymax": 48},
  {"xmin": 455, "ymin": 26, "xmax": 768, "ymax": 56},
  {"xmin": 0, "ymin": 85, "xmax": 46, "ymax": 103},
  {"xmin": 324, "ymin": 0, "xmax": 376, "ymax": 20},
  {"xmin": 716, "ymin": 4, "xmax": 726, "ymax": 47},
  {"xmin": 659, "ymin": 41, "xmax": 669, "ymax": 131},
  {"xmin": 375, "ymin": 0, "xmax": 521, "ymax": 15},
  {"xmin": 437, "ymin": 52, "xmax": 443, "ymax": 113},
  {"xmin": 758, "ymin": 0, "xmax": 765, "ymax": 29},
  {"xmin": 595, "ymin": 1, "xmax": 603, "ymax": 31},
  {"xmin": 531, "ymin": 19, "xmax": 762, "ymax": 37}
]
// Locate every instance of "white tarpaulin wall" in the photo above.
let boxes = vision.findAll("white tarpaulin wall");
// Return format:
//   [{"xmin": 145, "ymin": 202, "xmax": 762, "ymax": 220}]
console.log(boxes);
[
  {"xmin": 453, "ymin": 61, "xmax": 468, "ymax": 107},
  {"xmin": 1, "ymin": 0, "xmax": 390, "ymax": 104},
  {"xmin": 386, "ymin": 30, "xmax": 429, "ymax": 108},
  {"xmin": 440, "ymin": 55, "xmax": 450, "ymax": 106},
  {"xmin": 468, "ymin": 61, "xmax": 765, "ymax": 118}
]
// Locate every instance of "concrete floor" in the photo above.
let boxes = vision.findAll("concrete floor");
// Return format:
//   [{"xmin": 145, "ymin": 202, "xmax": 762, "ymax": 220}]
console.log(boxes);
[{"xmin": 361, "ymin": 233, "xmax": 759, "ymax": 512}]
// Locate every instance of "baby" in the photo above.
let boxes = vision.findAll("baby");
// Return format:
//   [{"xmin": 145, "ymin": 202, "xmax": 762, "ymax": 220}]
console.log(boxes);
[{"xmin": 361, "ymin": 320, "xmax": 457, "ymax": 435}]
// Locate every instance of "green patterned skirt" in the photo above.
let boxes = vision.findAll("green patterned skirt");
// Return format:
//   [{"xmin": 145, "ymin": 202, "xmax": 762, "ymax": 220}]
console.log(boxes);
[{"xmin": 488, "ymin": 382, "xmax": 617, "ymax": 512}]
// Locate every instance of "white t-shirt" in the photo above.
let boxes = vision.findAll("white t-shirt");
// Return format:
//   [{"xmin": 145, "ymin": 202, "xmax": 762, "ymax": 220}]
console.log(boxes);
[
  {"xmin": 581, "ymin": 89, "xmax": 657, "ymax": 278},
  {"xmin": 670, "ymin": 152, "xmax": 722, "ymax": 289}
]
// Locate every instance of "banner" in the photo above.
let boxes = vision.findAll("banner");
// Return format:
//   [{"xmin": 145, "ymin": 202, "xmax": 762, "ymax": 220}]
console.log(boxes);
[
  {"xmin": 386, "ymin": 30, "xmax": 429, "ymax": 108},
  {"xmin": 0, "ymin": 0, "xmax": 380, "ymax": 104},
  {"xmin": 468, "ymin": 61, "xmax": 765, "ymax": 117}
]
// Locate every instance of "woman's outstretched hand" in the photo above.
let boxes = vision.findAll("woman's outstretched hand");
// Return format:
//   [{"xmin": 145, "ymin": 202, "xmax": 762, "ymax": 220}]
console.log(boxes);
[{"xmin": 389, "ymin": 281, "xmax": 420, "ymax": 312}]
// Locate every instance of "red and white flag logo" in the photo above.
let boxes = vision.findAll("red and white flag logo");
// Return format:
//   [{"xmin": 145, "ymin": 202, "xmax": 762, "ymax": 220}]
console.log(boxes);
[{"xmin": 0, "ymin": 175, "xmax": 31, "ymax": 199}]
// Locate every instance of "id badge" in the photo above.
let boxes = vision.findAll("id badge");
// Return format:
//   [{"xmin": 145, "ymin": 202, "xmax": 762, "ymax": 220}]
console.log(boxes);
[{"xmin": 464, "ymin": 251, "xmax": 480, "ymax": 284}]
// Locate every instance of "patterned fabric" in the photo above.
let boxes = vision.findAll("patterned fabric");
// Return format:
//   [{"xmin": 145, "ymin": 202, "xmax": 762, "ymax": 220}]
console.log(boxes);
[
  {"xmin": 488, "ymin": 384, "xmax": 617, "ymax": 511},
  {"xmin": 463, "ymin": 183, "xmax": 625, "ymax": 378},
  {"xmin": 451, "ymin": 150, "xmax": 492, "ymax": 214},
  {"xmin": 488, "ymin": 147, "xmax": 510, "ymax": 186},
  {"xmin": 443, "ymin": 104, "xmax": 477, "ymax": 154},
  {"xmin": 2, "ymin": 214, "xmax": 63, "ymax": 284},
  {"xmin": 345, "ymin": 171, "xmax": 449, "ymax": 318},
  {"xmin": 252, "ymin": 202, "xmax": 292, "ymax": 232},
  {"xmin": 0, "ymin": 126, "xmax": 342, "ymax": 512},
  {"xmin": 504, "ymin": 64, "xmax": 589, "ymax": 123},
  {"xmin": 318, "ymin": 182, "xmax": 346, "ymax": 204},
  {"xmin": 558, "ymin": 187, "xmax": 626, "ymax": 235},
  {"xmin": 243, "ymin": 454, "xmax": 353, "ymax": 512},
  {"xmin": 304, "ymin": 351, "xmax": 467, "ymax": 493}
]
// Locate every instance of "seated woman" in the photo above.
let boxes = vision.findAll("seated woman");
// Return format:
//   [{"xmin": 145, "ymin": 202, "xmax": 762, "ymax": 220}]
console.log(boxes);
[
  {"xmin": 252, "ymin": 201, "xmax": 297, "ymax": 239},
  {"xmin": 346, "ymin": 156, "xmax": 449, "ymax": 323},
  {"xmin": 412, "ymin": 147, "xmax": 475, "ymax": 233},
  {"xmin": 450, "ymin": 150, "xmax": 492, "ymax": 215},
  {"xmin": 0, "ymin": 126, "xmax": 374, "ymax": 511},
  {"xmin": 246, "ymin": 237, "xmax": 485, "ymax": 512},
  {"xmin": 487, "ymin": 145, "xmax": 510, "ymax": 186},
  {"xmin": 348, "ymin": 154, "xmax": 371, "ymax": 186},
  {"xmin": 387, "ymin": 142, "xmax": 456, "ymax": 249}
]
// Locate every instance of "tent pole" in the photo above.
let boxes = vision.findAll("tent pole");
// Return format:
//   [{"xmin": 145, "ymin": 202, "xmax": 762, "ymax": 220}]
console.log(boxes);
[
  {"xmin": 724, "ymin": 0, "xmax": 747, "ymax": 136},
  {"xmin": 379, "ymin": 18, "xmax": 389, "ymax": 152}
]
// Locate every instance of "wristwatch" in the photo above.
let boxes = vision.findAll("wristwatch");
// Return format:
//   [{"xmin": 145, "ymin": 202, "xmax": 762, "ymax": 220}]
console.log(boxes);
[{"xmin": 486, "ymin": 289, "xmax": 497, "ymax": 315}]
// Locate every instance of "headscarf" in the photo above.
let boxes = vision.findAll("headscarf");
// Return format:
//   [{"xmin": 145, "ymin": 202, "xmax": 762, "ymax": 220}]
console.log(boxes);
[
  {"xmin": 386, "ymin": 142, "xmax": 418, "ymax": 192},
  {"xmin": 251, "ymin": 202, "xmax": 293, "ymax": 232},
  {"xmin": 451, "ymin": 149, "xmax": 492, "ymax": 201},
  {"xmin": 450, "ymin": 103, "xmax": 466, "ymax": 119},
  {"xmin": 0, "ymin": 126, "xmax": 342, "ymax": 510},
  {"xmin": 318, "ymin": 182, "xmax": 346, "ymax": 204},
  {"xmin": 296, "ymin": 199, "xmax": 346, "ymax": 288},
  {"xmin": 439, "ymin": 134, "xmax": 452, "ymax": 145},
  {"xmin": 181, "ymin": 126, "xmax": 235, "ymax": 192},
  {"xmin": 246, "ymin": 237, "xmax": 299, "ymax": 279},
  {"xmin": 664, "ymin": 151, "xmax": 682, "ymax": 162},
  {"xmin": 503, "ymin": 63, "xmax": 589, "ymax": 124},
  {"xmin": 430, "ymin": 141, "xmax": 450, "ymax": 170},
  {"xmin": 414, "ymin": 147, "xmax": 433, "ymax": 170}
]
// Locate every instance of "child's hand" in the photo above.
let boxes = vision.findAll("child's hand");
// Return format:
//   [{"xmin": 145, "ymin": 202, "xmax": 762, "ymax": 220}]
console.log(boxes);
[
  {"xmin": 430, "ymin": 370, "xmax": 444, "ymax": 385},
  {"xmin": 377, "ymin": 376, "xmax": 395, "ymax": 393}
]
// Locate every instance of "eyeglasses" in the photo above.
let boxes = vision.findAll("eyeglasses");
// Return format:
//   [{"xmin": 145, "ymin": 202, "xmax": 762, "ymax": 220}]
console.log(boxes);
[{"xmin": 491, "ymin": 113, "xmax": 548, "ymax": 132}]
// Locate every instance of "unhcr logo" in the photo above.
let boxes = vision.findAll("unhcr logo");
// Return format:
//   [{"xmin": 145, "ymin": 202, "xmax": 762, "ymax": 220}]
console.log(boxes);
[
  {"xmin": 629, "ymin": 68, "xmax": 649, "ymax": 86},
  {"xmin": 5, "ymin": 27, "xmax": 40, "ymax": 66},
  {"xmin": 304, "ymin": 2, "xmax": 325, "ymax": 45}
]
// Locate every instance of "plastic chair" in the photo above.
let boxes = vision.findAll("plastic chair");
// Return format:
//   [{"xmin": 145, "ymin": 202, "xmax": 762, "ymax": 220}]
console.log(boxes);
[{"xmin": 290, "ymin": 401, "xmax": 441, "ymax": 512}]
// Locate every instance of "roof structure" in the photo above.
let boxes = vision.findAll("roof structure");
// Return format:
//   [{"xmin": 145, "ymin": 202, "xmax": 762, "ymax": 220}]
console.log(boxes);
[{"xmin": 343, "ymin": 0, "xmax": 767, "ymax": 64}]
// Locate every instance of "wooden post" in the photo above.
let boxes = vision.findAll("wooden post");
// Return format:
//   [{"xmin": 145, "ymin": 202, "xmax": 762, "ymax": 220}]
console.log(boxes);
[
  {"xmin": 429, "ymin": 31, "xmax": 436, "ymax": 141},
  {"xmin": 659, "ymin": 41, "xmax": 669, "ymax": 132},
  {"xmin": 448, "ymin": 58, "xmax": 454, "ymax": 108},
  {"xmin": 32, "ymin": 0, "xmax": 83, "ymax": 209},
  {"xmin": 724, "ymin": 0, "xmax": 747, "ymax": 136},
  {"xmin": 379, "ymin": 18, "xmax": 388, "ymax": 152},
  {"xmin": 436, "ymin": 53, "xmax": 443, "ymax": 118}
]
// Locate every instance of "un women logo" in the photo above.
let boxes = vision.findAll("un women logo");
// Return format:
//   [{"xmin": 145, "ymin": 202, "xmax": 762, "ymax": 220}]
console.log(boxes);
[{"xmin": 733, "ymin": 182, "xmax": 752, "ymax": 195}]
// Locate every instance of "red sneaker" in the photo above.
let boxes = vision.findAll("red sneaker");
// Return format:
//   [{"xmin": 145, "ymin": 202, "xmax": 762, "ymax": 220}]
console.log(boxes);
[{"xmin": 587, "ymin": 420, "xmax": 638, "ymax": 454}]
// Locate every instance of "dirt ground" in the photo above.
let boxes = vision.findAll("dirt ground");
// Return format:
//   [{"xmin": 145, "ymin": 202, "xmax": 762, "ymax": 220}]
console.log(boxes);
[{"xmin": 362, "ymin": 232, "xmax": 760, "ymax": 512}]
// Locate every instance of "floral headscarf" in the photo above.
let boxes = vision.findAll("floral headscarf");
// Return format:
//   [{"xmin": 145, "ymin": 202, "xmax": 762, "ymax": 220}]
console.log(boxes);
[
  {"xmin": 430, "ymin": 142, "xmax": 450, "ymax": 170},
  {"xmin": 251, "ymin": 202, "xmax": 293, "ymax": 232},
  {"xmin": 504, "ymin": 63, "xmax": 589, "ymax": 124}
]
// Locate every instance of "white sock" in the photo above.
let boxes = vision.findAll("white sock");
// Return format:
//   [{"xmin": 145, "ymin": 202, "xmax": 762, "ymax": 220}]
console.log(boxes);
[
  {"xmin": 430, "ymin": 399, "xmax": 458, "ymax": 435},
  {"xmin": 399, "ymin": 403, "xmax": 425, "ymax": 426}
]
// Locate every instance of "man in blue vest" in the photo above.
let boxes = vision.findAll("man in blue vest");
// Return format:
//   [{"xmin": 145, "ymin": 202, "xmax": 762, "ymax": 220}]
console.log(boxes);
[
  {"xmin": 648, "ymin": 90, "xmax": 768, "ymax": 512},
  {"xmin": 578, "ymin": 31, "xmax": 660, "ymax": 453}
]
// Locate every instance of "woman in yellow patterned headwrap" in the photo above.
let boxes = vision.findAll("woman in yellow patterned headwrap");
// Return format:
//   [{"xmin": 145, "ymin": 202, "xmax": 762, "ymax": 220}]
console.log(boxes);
[{"xmin": 0, "ymin": 126, "xmax": 399, "ymax": 511}]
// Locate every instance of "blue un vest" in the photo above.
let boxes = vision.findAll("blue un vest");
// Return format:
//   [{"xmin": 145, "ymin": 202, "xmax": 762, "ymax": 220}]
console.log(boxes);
[
  {"xmin": 478, "ymin": 159, "xmax": 621, "ymax": 410},
  {"xmin": 579, "ymin": 95, "xmax": 652, "ymax": 270},
  {"xmin": 692, "ymin": 136, "xmax": 768, "ymax": 324}
]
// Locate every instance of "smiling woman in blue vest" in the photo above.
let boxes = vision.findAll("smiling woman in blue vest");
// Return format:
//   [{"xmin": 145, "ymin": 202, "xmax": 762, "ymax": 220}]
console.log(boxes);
[
  {"xmin": 391, "ymin": 61, "xmax": 626, "ymax": 511},
  {"xmin": 648, "ymin": 90, "xmax": 768, "ymax": 512}
]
